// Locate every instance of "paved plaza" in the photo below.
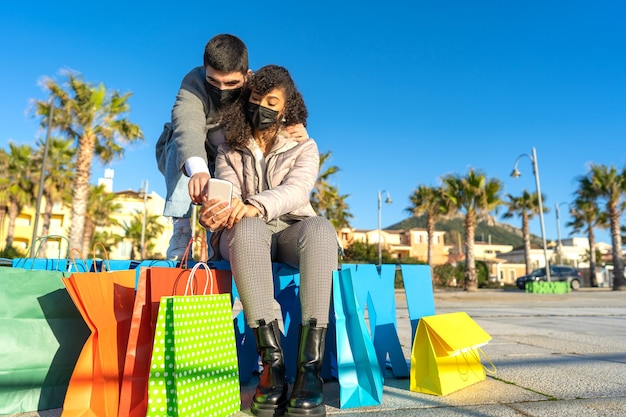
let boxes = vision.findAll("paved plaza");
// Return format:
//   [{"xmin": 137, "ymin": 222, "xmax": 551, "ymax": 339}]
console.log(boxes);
[{"xmin": 10, "ymin": 288, "xmax": 626, "ymax": 417}]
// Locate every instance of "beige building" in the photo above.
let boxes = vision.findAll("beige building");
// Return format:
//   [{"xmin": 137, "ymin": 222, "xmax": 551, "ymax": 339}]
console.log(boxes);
[
  {"xmin": 496, "ymin": 237, "xmax": 612, "ymax": 270},
  {"xmin": 1, "ymin": 171, "xmax": 172, "ymax": 260},
  {"xmin": 340, "ymin": 227, "xmax": 449, "ymax": 264}
]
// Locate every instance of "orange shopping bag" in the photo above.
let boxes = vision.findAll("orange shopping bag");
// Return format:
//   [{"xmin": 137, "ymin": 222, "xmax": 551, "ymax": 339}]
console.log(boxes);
[
  {"xmin": 61, "ymin": 246, "xmax": 136, "ymax": 417},
  {"xmin": 117, "ymin": 236, "xmax": 232, "ymax": 417}
]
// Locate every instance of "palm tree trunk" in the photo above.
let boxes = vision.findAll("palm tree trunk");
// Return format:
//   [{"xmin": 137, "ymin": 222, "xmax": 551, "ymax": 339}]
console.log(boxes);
[
  {"xmin": 0, "ymin": 206, "xmax": 6, "ymax": 244},
  {"xmin": 609, "ymin": 209, "xmax": 625, "ymax": 290},
  {"xmin": 522, "ymin": 213, "xmax": 531, "ymax": 275},
  {"xmin": 82, "ymin": 217, "xmax": 94, "ymax": 255},
  {"xmin": 587, "ymin": 229, "xmax": 598, "ymax": 287},
  {"xmin": 464, "ymin": 213, "xmax": 478, "ymax": 291},
  {"xmin": 69, "ymin": 134, "xmax": 95, "ymax": 251},
  {"xmin": 5, "ymin": 203, "xmax": 18, "ymax": 249},
  {"xmin": 426, "ymin": 214, "xmax": 434, "ymax": 267}
]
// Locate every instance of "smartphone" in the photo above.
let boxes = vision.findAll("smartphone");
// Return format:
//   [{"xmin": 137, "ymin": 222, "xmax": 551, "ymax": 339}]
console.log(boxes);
[{"xmin": 206, "ymin": 178, "xmax": 233, "ymax": 208}]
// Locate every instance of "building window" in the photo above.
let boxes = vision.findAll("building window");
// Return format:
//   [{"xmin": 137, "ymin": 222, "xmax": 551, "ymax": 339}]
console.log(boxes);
[
  {"xmin": 16, "ymin": 216, "xmax": 31, "ymax": 227},
  {"xmin": 118, "ymin": 241, "xmax": 132, "ymax": 258}
]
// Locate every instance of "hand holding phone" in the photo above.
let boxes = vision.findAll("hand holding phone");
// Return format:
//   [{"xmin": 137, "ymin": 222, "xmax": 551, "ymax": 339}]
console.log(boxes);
[{"xmin": 206, "ymin": 178, "xmax": 233, "ymax": 208}]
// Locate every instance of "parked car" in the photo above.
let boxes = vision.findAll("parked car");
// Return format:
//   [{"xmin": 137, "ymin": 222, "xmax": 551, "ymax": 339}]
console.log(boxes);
[{"xmin": 516, "ymin": 265, "xmax": 583, "ymax": 290}]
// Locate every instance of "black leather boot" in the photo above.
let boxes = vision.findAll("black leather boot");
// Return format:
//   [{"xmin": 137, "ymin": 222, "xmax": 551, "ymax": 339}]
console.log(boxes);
[
  {"xmin": 251, "ymin": 319, "xmax": 288, "ymax": 417},
  {"xmin": 286, "ymin": 319, "xmax": 327, "ymax": 417}
]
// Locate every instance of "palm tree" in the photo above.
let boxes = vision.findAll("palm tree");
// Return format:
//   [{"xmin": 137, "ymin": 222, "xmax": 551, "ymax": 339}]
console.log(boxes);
[
  {"xmin": 569, "ymin": 175, "xmax": 608, "ymax": 287},
  {"xmin": 34, "ymin": 71, "xmax": 143, "ymax": 251},
  {"xmin": 502, "ymin": 190, "xmax": 545, "ymax": 275},
  {"xmin": 91, "ymin": 230, "xmax": 124, "ymax": 258},
  {"xmin": 83, "ymin": 184, "xmax": 122, "ymax": 254},
  {"xmin": 311, "ymin": 151, "xmax": 352, "ymax": 229},
  {"xmin": 587, "ymin": 164, "xmax": 626, "ymax": 291},
  {"xmin": 441, "ymin": 169, "xmax": 503, "ymax": 291},
  {"xmin": 406, "ymin": 185, "xmax": 450, "ymax": 267},
  {"xmin": 0, "ymin": 148, "xmax": 8, "ymax": 243},
  {"xmin": 33, "ymin": 137, "xmax": 75, "ymax": 256},
  {"xmin": 122, "ymin": 211, "xmax": 165, "ymax": 259},
  {"xmin": 4, "ymin": 143, "xmax": 35, "ymax": 250}
]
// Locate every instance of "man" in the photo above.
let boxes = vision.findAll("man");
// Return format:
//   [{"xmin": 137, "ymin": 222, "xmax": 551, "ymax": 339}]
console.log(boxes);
[{"xmin": 157, "ymin": 34, "xmax": 307, "ymax": 259}]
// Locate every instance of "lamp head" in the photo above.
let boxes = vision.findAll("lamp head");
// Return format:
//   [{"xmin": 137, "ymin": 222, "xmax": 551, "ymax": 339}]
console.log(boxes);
[
  {"xmin": 385, "ymin": 196, "xmax": 393, "ymax": 204},
  {"xmin": 510, "ymin": 168, "xmax": 521, "ymax": 178}
]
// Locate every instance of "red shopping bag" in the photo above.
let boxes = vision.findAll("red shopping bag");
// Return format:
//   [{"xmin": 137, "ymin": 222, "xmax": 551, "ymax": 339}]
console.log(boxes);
[
  {"xmin": 61, "ymin": 245, "xmax": 136, "ymax": 417},
  {"xmin": 118, "ymin": 236, "xmax": 232, "ymax": 417}
]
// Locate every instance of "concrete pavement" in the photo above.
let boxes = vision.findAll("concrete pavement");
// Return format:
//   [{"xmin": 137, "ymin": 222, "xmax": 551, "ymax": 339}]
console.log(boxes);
[{"xmin": 9, "ymin": 288, "xmax": 626, "ymax": 417}]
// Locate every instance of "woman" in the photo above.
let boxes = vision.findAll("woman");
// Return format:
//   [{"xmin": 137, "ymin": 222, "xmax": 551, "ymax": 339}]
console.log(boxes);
[{"xmin": 199, "ymin": 65, "xmax": 338, "ymax": 417}]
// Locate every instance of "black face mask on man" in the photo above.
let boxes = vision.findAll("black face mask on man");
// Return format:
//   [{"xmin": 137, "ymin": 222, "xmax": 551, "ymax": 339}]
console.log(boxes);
[
  {"xmin": 207, "ymin": 83, "xmax": 242, "ymax": 109},
  {"xmin": 245, "ymin": 102, "xmax": 281, "ymax": 131}
]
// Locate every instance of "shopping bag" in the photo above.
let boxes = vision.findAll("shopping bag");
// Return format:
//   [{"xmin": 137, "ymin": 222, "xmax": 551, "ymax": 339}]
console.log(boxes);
[
  {"xmin": 60, "ymin": 245, "xmax": 136, "ymax": 417},
  {"xmin": 332, "ymin": 268, "xmax": 384, "ymax": 408},
  {"xmin": 0, "ymin": 257, "xmax": 90, "ymax": 413},
  {"xmin": 409, "ymin": 311, "xmax": 495, "ymax": 396},
  {"xmin": 146, "ymin": 262, "xmax": 240, "ymax": 417},
  {"xmin": 118, "ymin": 237, "xmax": 231, "ymax": 417},
  {"xmin": 11, "ymin": 235, "xmax": 91, "ymax": 272}
]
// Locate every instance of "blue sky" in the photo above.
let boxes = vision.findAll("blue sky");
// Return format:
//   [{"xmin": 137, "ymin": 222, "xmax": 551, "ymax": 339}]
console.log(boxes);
[{"xmin": 1, "ymin": 0, "xmax": 625, "ymax": 245}]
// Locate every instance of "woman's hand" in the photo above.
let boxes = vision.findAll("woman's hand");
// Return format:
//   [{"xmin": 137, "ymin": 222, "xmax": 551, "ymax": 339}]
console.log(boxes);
[
  {"xmin": 224, "ymin": 200, "xmax": 262, "ymax": 228},
  {"xmin": 198, "ymin": 197, "xmax": 232, "ymax": 231}
]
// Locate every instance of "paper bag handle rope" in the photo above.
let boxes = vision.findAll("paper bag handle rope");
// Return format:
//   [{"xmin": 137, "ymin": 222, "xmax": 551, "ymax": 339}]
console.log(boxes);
[
  {"xmin": 184, "ymin": 261, "xmax": 215, "ymax": 296},
  {"xmin": 69, "ymin": 248, "xmax": 87, "ymax": 272},
  {"xmin": 24, "ymin": 235, "xmax": 70, "ymax": 270},
  {"xmin": 477, "ymin": 348, "xmax": 497, "ymax": 375},
  {"xmin": 179, "ymin": 235, "xmax": 209, "ymax": 269},
  {"xmin": 91, "ymin": 242, "xmax": 111, "ymax": 272},
  {"xmin": 459, "ymin": 347, "xmax": 497, "ymax": 376}
]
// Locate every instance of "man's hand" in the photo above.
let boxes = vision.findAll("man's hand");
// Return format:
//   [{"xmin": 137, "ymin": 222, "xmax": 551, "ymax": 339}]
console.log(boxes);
[
  {"xmin": 284, "ymin": 123, "xmax": 309, "ymax": 143},
  {"xmin": 189, "ymin": 172, "xmax": 210, "ymax": 204}
]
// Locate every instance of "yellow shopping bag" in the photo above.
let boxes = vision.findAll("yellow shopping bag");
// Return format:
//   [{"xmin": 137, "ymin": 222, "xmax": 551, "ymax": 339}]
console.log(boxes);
[{"xmin": 409, "ymin": 312, "xmax": 495, "ymax": 396}]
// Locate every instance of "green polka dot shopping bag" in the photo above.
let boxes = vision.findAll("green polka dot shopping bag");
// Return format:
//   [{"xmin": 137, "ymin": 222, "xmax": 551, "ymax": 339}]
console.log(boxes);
[{"xmin": 146, "ymin": 262, "xmax": 240, "ymax": 417}]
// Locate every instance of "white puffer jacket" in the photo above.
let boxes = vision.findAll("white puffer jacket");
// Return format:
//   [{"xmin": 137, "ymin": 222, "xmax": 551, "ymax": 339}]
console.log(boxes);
[{"xmin": 214, "ymin": 133, "xmax": 319, "ymax": 222}]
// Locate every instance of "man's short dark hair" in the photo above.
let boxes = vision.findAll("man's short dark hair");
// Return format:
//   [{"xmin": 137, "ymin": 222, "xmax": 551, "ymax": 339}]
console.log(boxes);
[{"xmin": 203, "ymin": 34, "xmax": 248, "ymax": 74}]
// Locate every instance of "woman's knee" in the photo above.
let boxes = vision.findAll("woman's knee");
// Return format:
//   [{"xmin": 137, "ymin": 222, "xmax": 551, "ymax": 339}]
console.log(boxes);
[
  {"xmin": 300, "ymin": 217, "xmax": 337, "ymax": 245},
  {"xmin": 221, "ymin": 217, "xmax": 271, "ymax": 256}
]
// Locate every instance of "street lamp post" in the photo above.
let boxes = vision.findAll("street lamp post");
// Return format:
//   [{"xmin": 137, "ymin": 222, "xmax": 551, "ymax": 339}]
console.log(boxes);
[
  {"xmin": 377, "ymin": 190, "xmax": 392, "ymax": 265},
  {"xmin": 31, "ymin": 101, "xmax": 54, "ymax": 256},
  {"xmin": 511, "ymin": 146, "xmax": 551, "ymax": 281},
  {"xmin": 555, "ymin": 202, "xmax": 569, "ymax": 263}
]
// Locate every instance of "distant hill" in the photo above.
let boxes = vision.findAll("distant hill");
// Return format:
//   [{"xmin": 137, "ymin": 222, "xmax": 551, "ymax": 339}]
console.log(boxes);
[{"xmin": 388, "ymin": 214, "xmax": 542, "ymax": 248}]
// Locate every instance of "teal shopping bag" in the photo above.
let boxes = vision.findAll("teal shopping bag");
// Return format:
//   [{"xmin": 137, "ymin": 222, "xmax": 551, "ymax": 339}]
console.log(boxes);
[
  {"xmin": 146, "ymin": 263, "xmax": 240, "ymax": 417},
  {"xmin": 0, "ymin": 266, "xmax": 90, "ymax": 413},
  {"xmin": 333, "ymin": 268, "xmax": 384, "ymax": 408}
]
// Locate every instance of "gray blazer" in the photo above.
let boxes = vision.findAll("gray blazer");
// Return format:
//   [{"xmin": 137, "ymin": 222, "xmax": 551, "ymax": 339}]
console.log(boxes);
[{"xmin": 170, "ymin": 66, "xmax": 224, "ymax": 173}]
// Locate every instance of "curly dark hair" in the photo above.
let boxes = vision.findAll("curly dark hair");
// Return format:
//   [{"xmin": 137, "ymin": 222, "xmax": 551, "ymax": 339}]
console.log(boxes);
[{"xmin": 220, "ymin": 65, "xmax": 308, "ymax": 149}]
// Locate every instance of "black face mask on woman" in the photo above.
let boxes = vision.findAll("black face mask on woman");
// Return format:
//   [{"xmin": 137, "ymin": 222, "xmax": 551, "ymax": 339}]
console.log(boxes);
[
  {"xmin": 206, "ymin": 83, "xmax": 242, "ymax": 109},
  {"xmin": 245, "ymin": 102, "xmax": 281, "ymax": 131}
]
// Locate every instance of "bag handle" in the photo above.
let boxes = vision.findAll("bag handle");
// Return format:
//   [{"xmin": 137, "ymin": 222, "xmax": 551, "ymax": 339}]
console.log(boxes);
[
  {"xmin": 92, "ymin": 242, "xmax": 111, "ymax": 272},
  {"xmin": 477, "ymin": 348, "xmax": 497, "ymax": 375},
  {"xmin": 24, "ymin": 235, "xmax": 70, "ymax": 270},
  {"xmin": 184, "ymin": 261, "xmax": 215, "ymax": 296},
  {"xmin": 69, "ymin": 248, "xmax": 88, "ymax": 272},
  {"xmin": 459, "ymin": 347, "xmax": 497, "ymax": 376},
  {"xmin": 179, "ymin": 234, "xmax": 209, "ymax": 269}
]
